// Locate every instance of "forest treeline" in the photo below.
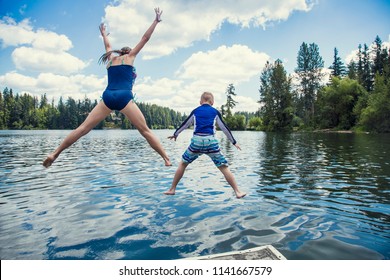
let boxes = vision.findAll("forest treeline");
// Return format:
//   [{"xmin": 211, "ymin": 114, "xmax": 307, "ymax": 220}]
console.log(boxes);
[
  {"xmin": 1, "ymin": 35, "xmax": 389, "ymax": 132},
  {"xmin": 254, "ymin": 35, "xmax": 390, "ymax": 133},
  {"xmin": 216, "ymin": 35, "xmax": 389, "ymax": 133},
  {"xmin": 0, "ymin": 91, "xmax": 185, "ymax": 130}
]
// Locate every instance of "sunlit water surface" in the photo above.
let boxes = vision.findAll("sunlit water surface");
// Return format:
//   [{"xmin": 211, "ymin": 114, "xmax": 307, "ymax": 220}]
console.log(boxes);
[{"xmin": 0, "ymin": 130, "xmax": 389, "ymax": 259}]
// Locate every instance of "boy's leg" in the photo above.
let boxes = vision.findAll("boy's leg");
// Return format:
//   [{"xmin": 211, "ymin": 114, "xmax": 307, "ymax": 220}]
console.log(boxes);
[
  {"xmin": 204, "ymin": 136, "xmax": 245, "ymax": 198},
  {"xmin": 165, "ymin": 137, "xmax": 199, "ymax": 195},
  {"xmin": 218, "ymin": 165, "xmax": 246, "ymax": 199},
  {"xmin": 164, "ymin": 161, "xmax": 189, "ymax": 195}
]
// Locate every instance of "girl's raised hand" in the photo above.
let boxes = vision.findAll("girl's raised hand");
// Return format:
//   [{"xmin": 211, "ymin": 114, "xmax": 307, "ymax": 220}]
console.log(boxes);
[{"xmin": 154, "ymin": 7, "xmax": 163, "ymax": 22}]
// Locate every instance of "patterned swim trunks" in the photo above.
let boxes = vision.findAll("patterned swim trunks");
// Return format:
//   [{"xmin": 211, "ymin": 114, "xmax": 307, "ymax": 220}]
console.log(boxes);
[{"xmin": 182, "ymin": 135, "xmax": 228, "ymax": 167}]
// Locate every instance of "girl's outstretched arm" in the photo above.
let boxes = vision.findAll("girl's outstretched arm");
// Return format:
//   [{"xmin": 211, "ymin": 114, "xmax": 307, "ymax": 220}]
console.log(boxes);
[
  {"xmin": 99, "ymin": 23, "xmax": 112, "ymax": 54},
  {"xmin": 130, "ymin": 7, "xmax": 162, "ymax": 56}
]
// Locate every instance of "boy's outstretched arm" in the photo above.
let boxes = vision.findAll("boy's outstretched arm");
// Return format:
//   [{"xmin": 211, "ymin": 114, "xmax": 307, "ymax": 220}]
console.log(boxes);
[
  {"xmin": 168, "ymin": 111, "xmax": 195, "ymax": 140},
  {"xmin": 215, "ymin": 112, "xmax": 238, "ymax": 146}
]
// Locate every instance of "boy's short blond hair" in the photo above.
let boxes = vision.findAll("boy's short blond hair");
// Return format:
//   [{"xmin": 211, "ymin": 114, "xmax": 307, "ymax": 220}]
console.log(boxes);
[{"xmin": 201, "ymin": 92, "xmax": 214, "ymax": 104}]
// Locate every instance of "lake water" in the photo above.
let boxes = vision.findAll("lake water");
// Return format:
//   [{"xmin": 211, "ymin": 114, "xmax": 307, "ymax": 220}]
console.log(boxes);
[{"xmin": 0, "ymin": 130, "xmax": 389, "ymax": 260}]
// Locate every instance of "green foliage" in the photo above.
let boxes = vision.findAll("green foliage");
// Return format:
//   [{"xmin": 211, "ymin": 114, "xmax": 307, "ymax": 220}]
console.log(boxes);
[
  {"xmin": 224, "ymin": 114, "xmax": 246, "ymax": 130},
  {"xmin": 329, "ymin": 47, "xmax": 346, "ymax": 78},
  {"xmin": 358, "ymin": 74, "xmax": 390, "ymax": 132},
  {"xmin": 295, "ymin": 42, "xmax": 325, "ymax": 127},
  {"xmin": 259, "ymin": 60, "xmax": 294, "ymax": 131},
  {"xmin": 315, "ymin": 77, "xmax": 366, "ymax": 129},
  {"xmin": 248, "ymin": 117, "xmax": 262, "ymax": 130},
  {"xmin": 222, "ymin": 83, "xmax": 237, "ymax": 118},
  {"xmin": 362, "ymin": 44, "xmax": 373, "ymax": 91},
  {"xmin": 2, "ymin": 36, "xmax": 390, "ymax": 134},
  {"xmin": 347, "ymin": 60, "xmax": 358, "ymax": 80},
  {"xmin": 137, "ymin": 103, "xmax": 183, "ymax": 129},
  {"xmin": 0, "ymin": 88, "xmax": 185, "ymax": 130}
]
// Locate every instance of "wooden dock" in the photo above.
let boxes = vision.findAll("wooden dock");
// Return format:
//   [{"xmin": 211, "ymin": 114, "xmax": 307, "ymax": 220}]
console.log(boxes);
[{"xmin": 185, "ymin": 245, "xmax": 287, "ymax": 260}]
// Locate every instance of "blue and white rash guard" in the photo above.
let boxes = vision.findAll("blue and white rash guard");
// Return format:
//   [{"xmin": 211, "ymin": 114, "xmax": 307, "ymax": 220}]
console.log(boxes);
[{"xmin": 173, "ymin": 104, "xmax": 237, "ymax": 145}]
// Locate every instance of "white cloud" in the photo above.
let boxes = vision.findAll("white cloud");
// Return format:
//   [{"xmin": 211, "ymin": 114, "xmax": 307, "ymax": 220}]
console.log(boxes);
[
  {"xmin": 134, "ymin": 44, "xmax": 269, "ymax": 113},
  {"xmin": 12, "ymin": 47, "xmax": 87, "ymax": 74},
  {"xmin": 102, "ymin": 0, "xmax": 314, "ymax": 59},
  {"xmin": 345, "ymin": 49, "xmax": 359, "ymax": 64},
  {"xmin": 0, "ymin": 17, "xmax": 72, "ymax": 51},
  {"xmin": 234, "ymin": 95, "xmax": 261, "ymax": 112},
  {"xmin": 0, "ymin": 17, "xmax": 35, "ymax": 47},
  {"xmin": 32, "ymin": 29, "xmax": 73, "ymax": 52},
  {"xmin": 0, "ymin": 16, "xmax": 87, "ymax": 74},
  {"xmin": 177, "ymin": 44, "xmax": 269, "ymax": 83},
  {"xmin": 0, "ymin": 71, "xmax": 106, "ymax": 101},
  {"xmin": 1, "ymin": 0, "xmax": 303, "ymax": 113},
  {"xmin": 0, "ymin": 71, "xmax": 37, "ymax": 88}
]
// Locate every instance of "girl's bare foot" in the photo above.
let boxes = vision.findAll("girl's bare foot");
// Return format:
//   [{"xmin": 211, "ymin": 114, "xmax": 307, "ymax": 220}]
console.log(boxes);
[
  {"xmin": 236, "ymin": 191, "xmax": 247, "ymax": 199},
  {"xmin": 42, "ymin": 154, "xmax": 57, "ymax": 168},
  {"xmin": 164, "ymin": 189, "xmax": 175, "ymax": 195}
]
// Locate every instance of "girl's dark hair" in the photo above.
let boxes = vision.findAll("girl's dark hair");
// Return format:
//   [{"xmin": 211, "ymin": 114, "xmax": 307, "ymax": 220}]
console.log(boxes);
[{"xmin": 98, "ymin": 47, "xmax": 131, "ymax": 64}]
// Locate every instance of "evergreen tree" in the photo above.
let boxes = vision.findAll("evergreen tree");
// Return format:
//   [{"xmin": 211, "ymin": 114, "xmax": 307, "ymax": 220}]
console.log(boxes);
[
  {"xmin": 9, "ymin": 91, "xmax": 23, "ymax": 128},
  {"xmin": 295, "ymin": 42, "xmax": 325, "ymax": 127},
  {"xmin": 39, "ymin": 94, "xmax": 48, "ymax": 109},
  {"xmin": 2, "ymin": 88, "xmax": 12, "ymax": 128},
  {"xmin": 372, "ymin": 35, "xmax": 384, "ymax": 75},
  {"xmin": 260, "ymin": 60, "xmax": 293, "ymax": 131},
  {"xmin": 224, "ymin": 83, "xmax": 237, "ymax": 117},
  {"xmin": 64, "ymin": 97, "xmax": 78, "ymax": 129},
  {"xmin": 259, "ymin": 61, "xmax": 273, "ymax": 127},
  {"xmin": 347, "ymin": 60, "xmax": 357, "ymax": 80},
  {"xmin": 357, "ymin": 44, "xmax": 364, "ymax": 84},
  {"xmin": 0, "ymin": 87, "xmax": 181, "ymax": 130},
  {"xmin": 0, "ymin": 90, "xmax": 4, "ymax": 129},
  {"xmin": 362, "ymin": 43, "xmax": 373, "ymax": 91},
  {"xmin": 57, "ymin": 97, "xmax": 66, "ymax": 129},
  {"xmin": 383, "ymin": 48, "xmax": 390, "ymax": 82},
  {"xmin": 329, "ymin": 47, "xmax": 346, "ymax": 78}
]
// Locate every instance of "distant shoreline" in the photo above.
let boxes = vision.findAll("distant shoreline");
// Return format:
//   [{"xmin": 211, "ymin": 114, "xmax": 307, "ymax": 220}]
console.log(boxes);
[
  {"xmin": 314, "ymin": 129, "xmax": 353, "ymax": 133},
  {"xmin": 313, "ymin": 129, "xmax": 371, "ymax": 134}
]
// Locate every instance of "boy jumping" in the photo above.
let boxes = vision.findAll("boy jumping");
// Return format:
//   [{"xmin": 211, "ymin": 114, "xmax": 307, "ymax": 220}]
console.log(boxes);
[{"xmin": 165, "ymin": 92, "xmax": 246, "ymax": 199}]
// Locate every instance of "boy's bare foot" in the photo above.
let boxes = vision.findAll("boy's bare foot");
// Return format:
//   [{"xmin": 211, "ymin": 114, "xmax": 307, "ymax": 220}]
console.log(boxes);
[
  {"xmin": 164, "ymin": 158, "xmax": 172, "ymax": 166},
  {"xmin": 42, "ymin": 154, "xmax": 57, "ymax": 168},
  {"xmin": 164, "ymin": 189, "xmax": 176, "ymax": 195},
  {"xmin": 236, "ymin": 191, "xmax": 247, "ymax": 199}
]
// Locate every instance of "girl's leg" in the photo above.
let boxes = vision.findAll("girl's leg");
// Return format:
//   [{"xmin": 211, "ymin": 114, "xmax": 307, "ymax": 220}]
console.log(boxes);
[
  {"xmin": 217, "ymin": 165, "xmax": 246, "ymax": 198},
  {"xmin": 164, "ymin": 161, "xmax": 188, "ymax": 195},
  {"xmin": 120, "ymin": 101, "xmax": 171, "ymax": 166},
  {"xmin": 43, "ymin": 102, "xmax": 111, "ymax": 167}
]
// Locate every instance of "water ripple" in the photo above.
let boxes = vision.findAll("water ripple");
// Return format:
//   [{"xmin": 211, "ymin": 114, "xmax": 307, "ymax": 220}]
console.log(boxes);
[{"xmin": 0, "ymin": 130, "xmax": 389, "ymax": 259}]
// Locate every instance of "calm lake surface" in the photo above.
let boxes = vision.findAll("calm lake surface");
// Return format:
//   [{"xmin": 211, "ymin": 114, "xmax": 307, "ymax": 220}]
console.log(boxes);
[{"xmin": 0, "ymin": 130, "xmax": 389, "ymax": 260}]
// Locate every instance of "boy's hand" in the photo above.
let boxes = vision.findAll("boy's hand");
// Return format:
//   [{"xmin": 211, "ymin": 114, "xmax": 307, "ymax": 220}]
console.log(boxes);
[
  {"xmin": 234, "ymin": 144, "xmax": 241, "ymax": 150},
  {"xmin": 168, "ymin": 135, "xmax": 177, "ymax": 141}
]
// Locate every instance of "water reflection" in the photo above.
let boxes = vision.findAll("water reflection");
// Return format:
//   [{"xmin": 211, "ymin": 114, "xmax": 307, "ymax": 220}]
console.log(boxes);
[
  {"xmin": 0, "ymin": 130, "xmax": 389, "ymax": 259},
  {"xmin": 254, "ymin": 132, "xmax": 389, "ymax": 259}
]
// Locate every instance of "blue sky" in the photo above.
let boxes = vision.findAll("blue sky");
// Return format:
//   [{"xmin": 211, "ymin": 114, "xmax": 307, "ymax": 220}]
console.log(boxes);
[{"xmin": 1, "ymin": 0, "xmax": 389, "ymax": 113}]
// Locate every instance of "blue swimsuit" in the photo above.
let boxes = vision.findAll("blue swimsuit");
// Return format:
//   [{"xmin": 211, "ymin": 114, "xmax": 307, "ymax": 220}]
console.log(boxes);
[
  {"xmin": 173, "ymin": 104, "xmax": 237, "ymax": 167},
  {"xmin": 102, "ymin": 62, "xmax": 137, "ymax": 111}
]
